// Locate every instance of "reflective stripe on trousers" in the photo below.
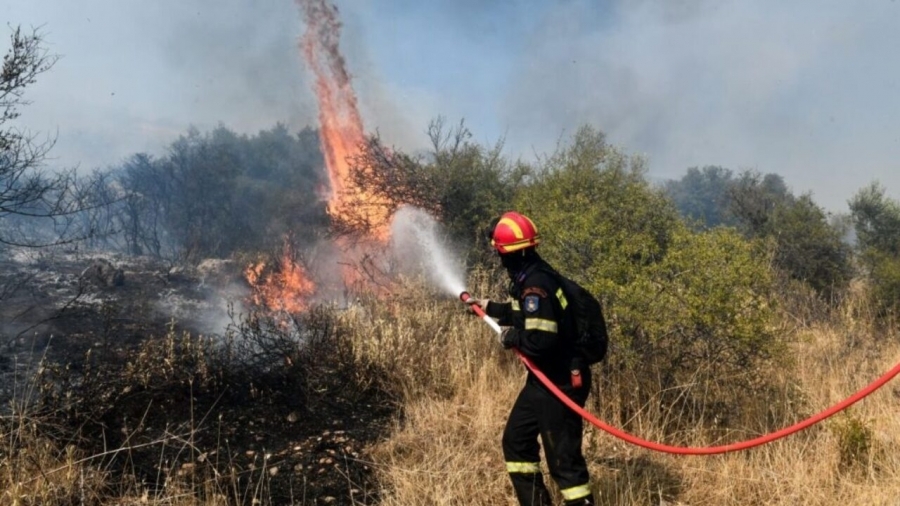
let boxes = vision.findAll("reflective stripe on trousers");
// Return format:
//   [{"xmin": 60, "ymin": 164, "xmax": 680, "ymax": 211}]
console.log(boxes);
[
  {"xmin": 506, "ymin": 461, "xmax": 541, "ymax": 474},
  {"xmin": 561, "ymin": 483, "xmax": 592, "ymax": 501}
]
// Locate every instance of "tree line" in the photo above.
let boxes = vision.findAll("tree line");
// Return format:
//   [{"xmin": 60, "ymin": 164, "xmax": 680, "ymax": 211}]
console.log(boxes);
[
  {"xmin": 6, "ymin": 26, "xmax": 900, "ymax": 318},
  {"xmin": 7, "ymin": 25, "xmax": 900, "ymax": 429}
]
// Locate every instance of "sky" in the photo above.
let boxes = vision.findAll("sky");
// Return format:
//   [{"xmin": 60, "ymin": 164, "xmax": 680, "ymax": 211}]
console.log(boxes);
[{"xmin": 3, "ymin": 0, "xmax": 900, "ymax": 213}]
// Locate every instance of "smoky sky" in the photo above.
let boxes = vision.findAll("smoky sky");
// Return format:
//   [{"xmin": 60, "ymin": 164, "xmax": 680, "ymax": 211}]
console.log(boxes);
[
  {"xmin": 4, "ymin": 0, "xmax": 900, "ymax": 212},
  {"xmin": 497, "ymin": 0, "xmax": 900, "ymax": 211},
  {"xmin": 4, "ymin": 0, "xmax": 317, "ymax": 168}
]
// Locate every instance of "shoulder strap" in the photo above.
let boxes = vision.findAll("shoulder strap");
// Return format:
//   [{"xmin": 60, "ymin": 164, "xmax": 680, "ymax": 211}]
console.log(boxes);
[{"xmin": 515, "ymin": 261, "xmax": 542, "ymax": 284}]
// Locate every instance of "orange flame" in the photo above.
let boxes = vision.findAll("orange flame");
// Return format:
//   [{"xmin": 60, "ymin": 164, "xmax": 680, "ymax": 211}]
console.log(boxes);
[
  {"xmin": 245, "ymin": 0, "xmax": 397, "ymax": 315},
  {"xmin": 245, "ymin": 246, "xmax": 316, "ymax": 314},
  {"xmin": 299, "ymin": 0, "xmax": 392, "ymax": 242}
]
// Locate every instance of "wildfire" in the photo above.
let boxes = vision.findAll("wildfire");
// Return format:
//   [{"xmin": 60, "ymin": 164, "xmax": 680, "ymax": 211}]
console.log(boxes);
[
  {"xmin": 244, "ymin": 240, "xmax": 316, "ymax": 313},
  {"xmin": 246, "ymin": 0, "xmax": 397, "ymax": 315},
  {"xmin": 298, "ymin": 0, "xmax": 392, "ymax": 241}
]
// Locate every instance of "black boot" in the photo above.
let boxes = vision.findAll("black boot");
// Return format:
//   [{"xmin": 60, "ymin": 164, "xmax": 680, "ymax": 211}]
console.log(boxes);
[
  {"xmin": 509, "ymin": 472, "xmax": 553, "ymax": 506},
  {"xmin": 564, "ymin": 493, "xmax": 596, "ymax": 505}
]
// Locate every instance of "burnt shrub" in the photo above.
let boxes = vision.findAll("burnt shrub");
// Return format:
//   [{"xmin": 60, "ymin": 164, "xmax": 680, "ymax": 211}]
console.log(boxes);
[{"xmin": 26, "ymin": 305, "xmax": 394, "ymax": 503}]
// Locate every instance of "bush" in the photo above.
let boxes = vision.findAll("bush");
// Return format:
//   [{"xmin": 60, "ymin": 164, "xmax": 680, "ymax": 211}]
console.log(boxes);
[
  {"xmin": 512, "ymin": 126, "xmax": 784, "ymax": 434},
  {"xmin": 613, "ymin": 227, "xmax": 782, "ymax": 428},
  {"xmin": 850, "ymin": 183, "xmax": 900, "ymax": 318},
  {"xmin": 863, "ymin": 251, "xmax": 900, "ymax": 319},
  {"xmin": 515, "ymin": 126, "xmax": 678, "ymax": 293},
  {"xmin": 21, "ymin": 306, "xmax": 394, "ymax": 504},
  {"xmin": 830, "ymin": 412, "xmax": 876, "ymax": 472}
]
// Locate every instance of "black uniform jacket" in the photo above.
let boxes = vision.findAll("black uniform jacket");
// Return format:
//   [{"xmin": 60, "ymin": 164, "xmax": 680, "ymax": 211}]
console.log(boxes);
[{"xmin": 485, "ymin": 260, "xmax": 579, "ymax": 386}]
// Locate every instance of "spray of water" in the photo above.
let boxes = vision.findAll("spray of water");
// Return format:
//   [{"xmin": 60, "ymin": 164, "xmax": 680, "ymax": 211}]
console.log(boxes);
[{"xmin": 389, "ymin": 206, "xmax": 467, "ymax": 297}]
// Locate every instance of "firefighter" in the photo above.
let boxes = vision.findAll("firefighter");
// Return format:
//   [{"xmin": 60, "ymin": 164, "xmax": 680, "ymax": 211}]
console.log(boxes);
[{"xmin": 466, "ymin": 211, "xmax": 595, "ymax": 506}]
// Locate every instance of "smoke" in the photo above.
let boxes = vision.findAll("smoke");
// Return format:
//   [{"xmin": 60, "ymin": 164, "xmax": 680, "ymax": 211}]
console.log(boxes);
[
  {"xmin": 12, "ymin": 0, "xmax": 898, "ymax": 214},
  {"xmin": 499, "ymin": 0, "xmax": 900, "ymax": 211},
  {"xmin": 161, "ymin": 1, "xmax": 317, "ymax": 132},
  {"xmin": 389, "ymin": 206, "xmax": 466, "ymax": 298},
  {"xmin": 7, "ymin": 0, "xmax": 318, "ymax": 172}
]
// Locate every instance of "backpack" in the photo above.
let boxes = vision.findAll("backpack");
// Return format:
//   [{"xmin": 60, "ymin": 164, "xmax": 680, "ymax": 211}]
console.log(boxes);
[{"xmin": 546, "ymin": 269, "xmax": 609, "ymax": 364}]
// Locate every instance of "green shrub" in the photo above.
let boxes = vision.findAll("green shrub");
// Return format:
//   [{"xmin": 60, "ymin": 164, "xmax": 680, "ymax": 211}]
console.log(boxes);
[
  {"xmin": 515, "ymin": 125, "xmax": 678, "ymax": 294},
  {"xmin": 850, "ymin": 183, "xmax": 900, "ymax": 318},
  {"xmin": 614, "ymin": 227, "xmax": 782, "ymax": 427},
  {"xmin": 512, "ymin": 126, "xmax": 784, "ymax": 434},
  {"xmin": 864, "ymin": 250, "xmax": 900, "ymax": 318},
  {"xmin": 830, "ymin": 412, "xmax": 875, "ymax": 472}
]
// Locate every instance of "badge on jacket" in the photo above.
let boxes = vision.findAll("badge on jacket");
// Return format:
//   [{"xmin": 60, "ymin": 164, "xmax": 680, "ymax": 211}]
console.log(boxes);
[{"xmin": 524, "ymin": 295, "xmax": 540, "ymax": 313}]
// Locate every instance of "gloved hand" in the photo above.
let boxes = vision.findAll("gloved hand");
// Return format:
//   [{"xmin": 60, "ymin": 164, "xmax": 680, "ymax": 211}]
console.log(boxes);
[
  {"xmin": 499, "ymin": 327, "xmax": 516, "ymax": 349},
  {"xmin": 465, "ymin": 297, "xmax": 490, "ymax": 315}
]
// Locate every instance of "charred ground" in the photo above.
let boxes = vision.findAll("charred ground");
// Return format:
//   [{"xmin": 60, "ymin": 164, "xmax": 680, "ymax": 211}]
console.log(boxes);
[{"xmin": 1, "ymin": 250, "xmax": 396, "ymax": 505}]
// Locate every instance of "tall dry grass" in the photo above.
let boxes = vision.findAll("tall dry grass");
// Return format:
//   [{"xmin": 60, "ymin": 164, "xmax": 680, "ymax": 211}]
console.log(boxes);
[
  {"xmin": 342, "ymin": 276, "xmax": 900, "ymax": 505},
  {"xmin": 0, "ymin": 323, "xmax": 353, "ymax": 505},
  {"xmin": 5, "ymin": 274, "xmax": 900, "ymax": 505}
]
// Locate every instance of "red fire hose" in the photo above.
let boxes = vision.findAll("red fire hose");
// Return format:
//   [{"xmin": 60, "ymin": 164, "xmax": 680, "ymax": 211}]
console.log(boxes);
[{"xmin": 460, "ymin": 292, "xmax": 900, "ymax": 455}]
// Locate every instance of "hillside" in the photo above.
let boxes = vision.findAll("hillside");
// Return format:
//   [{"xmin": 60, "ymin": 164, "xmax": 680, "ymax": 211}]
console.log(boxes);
[{"xmin": 3, "ymin": 251, "xmax": 900, "ymax": 505}]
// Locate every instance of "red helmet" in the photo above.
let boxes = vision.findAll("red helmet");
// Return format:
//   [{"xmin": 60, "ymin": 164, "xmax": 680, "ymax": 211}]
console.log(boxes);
[{"xmin": 491, "ymin": 211, "xmax": 541, "ymax": 254}]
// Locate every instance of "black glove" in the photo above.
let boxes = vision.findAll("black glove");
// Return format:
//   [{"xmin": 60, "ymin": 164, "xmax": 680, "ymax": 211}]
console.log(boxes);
[
  {"xmin": 499, "ymin": 327, "xmax": 516, "ymax": 349},
  {"xmin": 465, "ymin": 297, "xmax": 490, "ymax": 315}
]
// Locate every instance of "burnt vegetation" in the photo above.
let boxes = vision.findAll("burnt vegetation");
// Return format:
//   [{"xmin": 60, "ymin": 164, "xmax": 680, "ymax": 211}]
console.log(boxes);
[
  {"xmin": 1, "ymin": 27, "xmax": 110, "ymax": 250},
  {"xmin": 24, "ymin": 308, "xmax": 393, "ymax": 504},
  {"xmin": 103, "ymin": 124, "xmax": 329, "ymax": 263},
  {"xmin": 4, "ymin": 26, "xmax": 900, "ymax": 506}
]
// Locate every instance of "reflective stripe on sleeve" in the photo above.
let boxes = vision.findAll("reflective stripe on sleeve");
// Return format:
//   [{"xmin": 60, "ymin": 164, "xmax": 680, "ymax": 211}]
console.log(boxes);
[
  {"xmin": 556, "ymin": 288, "xmax": 568, "ymax": 309},
  {"xmin": 560, "ymin": 483, "xmax": 592, "ymax": 501},
  {"xmin": 524, "ymin": 318, "xmax": 558, "ymax": 333},
  {"xmin": 511, "ymin": 300, "xmax": 520, "ymax": 311},
  {"xmin": 506, "ymin": 461, "xmax": 541, "ymax": 474}
]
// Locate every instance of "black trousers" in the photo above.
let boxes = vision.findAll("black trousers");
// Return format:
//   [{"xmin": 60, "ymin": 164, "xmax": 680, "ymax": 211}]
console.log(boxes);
[{"xmin": 502, "ymin": 373, "xmax": 593, "ymax": 506}]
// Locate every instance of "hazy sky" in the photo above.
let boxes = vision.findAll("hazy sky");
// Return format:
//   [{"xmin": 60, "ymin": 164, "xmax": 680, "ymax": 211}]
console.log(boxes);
[{"xmin": 4, "ymin": 0, "xmax": 899, "ymax": 212}]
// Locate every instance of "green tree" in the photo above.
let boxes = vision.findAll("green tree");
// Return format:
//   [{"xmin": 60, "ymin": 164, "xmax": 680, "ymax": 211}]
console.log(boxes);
[
  {"xmin": 849, "ymin": 183, "xmax": 900, "ymax": 316},
  {"xmin": 768, "ymin": 194, "xmax": 852, "ymax": 297},
  {"xmin": 849, "ymin": 182, "xmax": 900, "ymax": 255},
  {"xmin": 726, "ymin": 171, "xmax": 851, "ymax": 298},
  {"xmin": 514, "ymin": 126, "xmax": 781, "ymax": 430},
  {"xmin": 664, "ymin": 165, "xmax": 737, "ymax": 229},
  {"xmin": 727, "ymin": 171, "xmax": 790, "ymax": 236}
]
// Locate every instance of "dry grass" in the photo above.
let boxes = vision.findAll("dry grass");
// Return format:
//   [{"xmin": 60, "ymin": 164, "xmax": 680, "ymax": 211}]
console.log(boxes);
[
  {"xmin": 1, "ymin": 424, "xmax": 99, "ymax": 505},
  {"xmin": 0, "ymin": 376, "xmax": 267, "ymax": 506},
  {"xmin": 4, "ymin": 275, "xmax": 900, "ymax": 505},
  {"xmin": 343, "ymin": 278, "xmax": 900, "ymax": 506}
]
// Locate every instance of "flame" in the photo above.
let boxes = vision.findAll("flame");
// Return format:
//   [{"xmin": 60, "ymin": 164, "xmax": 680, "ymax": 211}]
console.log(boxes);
[
  {"xmin": 245, "ymin": 245, "xmax": 316, "ymax": 314},
  {"xmin": 245, "ymin": 0, "xmax": 398, "ymax": 315},
  {"xmin": 298, "ymin": 0, "xmax": 392, "ymax": 242}
]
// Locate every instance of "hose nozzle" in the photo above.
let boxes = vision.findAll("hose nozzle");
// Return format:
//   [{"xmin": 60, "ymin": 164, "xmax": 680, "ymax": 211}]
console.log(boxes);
[{"xmin": 460, "ymin": 290, "xmax": 500, "ymax": 334}]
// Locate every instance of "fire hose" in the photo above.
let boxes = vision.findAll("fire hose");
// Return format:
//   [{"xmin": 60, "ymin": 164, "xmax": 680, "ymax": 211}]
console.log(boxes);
[{"xmin": 460, "ymin": 291, "xmax": 900, "ymax": 455}]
